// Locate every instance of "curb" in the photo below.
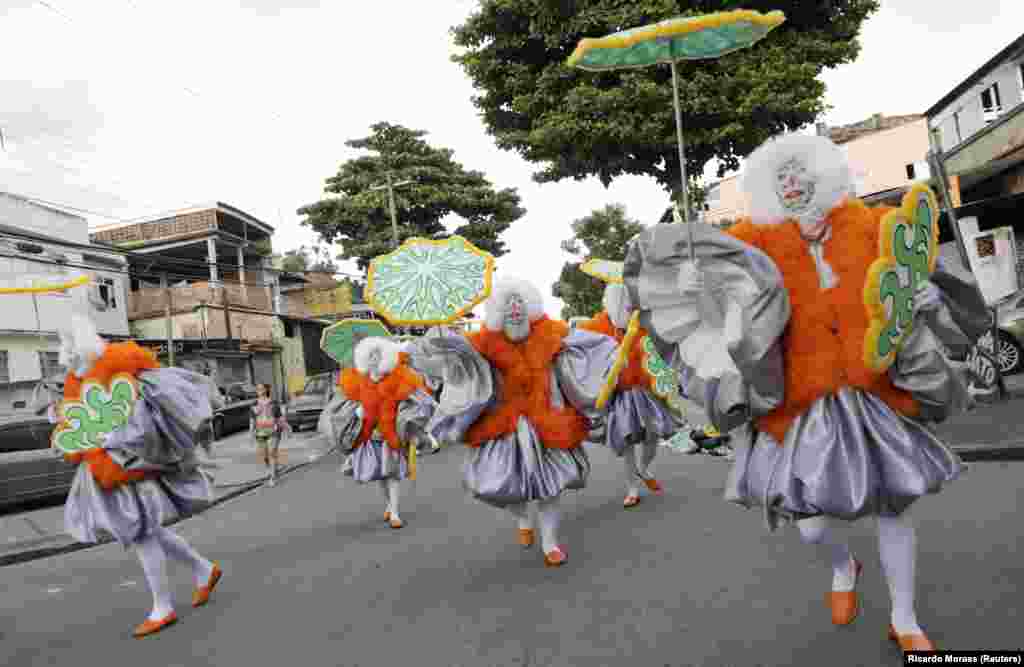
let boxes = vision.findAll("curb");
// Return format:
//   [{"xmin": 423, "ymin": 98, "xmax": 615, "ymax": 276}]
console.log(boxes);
[
  {"xmin": 0, "ymin": 458, "xmax": 320, "ymax": 569},
  {"xmin": 952, "ymin": 443, "xmax": 1024, "ymax": 462}
]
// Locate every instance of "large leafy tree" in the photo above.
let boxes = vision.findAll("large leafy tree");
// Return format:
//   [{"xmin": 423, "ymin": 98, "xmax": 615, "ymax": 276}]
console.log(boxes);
[
  {"xmin": 553, "ymin": 204, "xmax": 645, "ymax": 319},
  {"xmin": 298, "ymin": 122, "xmax": 526, "ymax": 271},
  {"xmin": 452, "ymin": 1, "xmax": 878, "ymax": 202},
  {"xmin": 278, "ymin": 244, "xmax": 339, "ymax": 274}
]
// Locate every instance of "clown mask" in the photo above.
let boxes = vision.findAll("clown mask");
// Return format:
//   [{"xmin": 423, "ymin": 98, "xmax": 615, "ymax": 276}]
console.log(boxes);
[
  {"xmin": 503, "ymin": 294, "xmax": 530, "ymax": 342},
  {"xmin": 366, "ymin": 348, "xmax": 384, "ymax": 382}
]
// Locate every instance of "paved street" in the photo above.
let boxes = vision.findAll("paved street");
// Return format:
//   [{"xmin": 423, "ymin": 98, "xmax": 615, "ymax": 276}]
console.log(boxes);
[{"xmin": 1, "ymin": 440, "xmax": 1022, "ymax": 667}]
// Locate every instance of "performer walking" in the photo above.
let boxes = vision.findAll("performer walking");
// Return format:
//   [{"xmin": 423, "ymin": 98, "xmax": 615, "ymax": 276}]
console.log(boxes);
[
  {"xmin": 323, "ymin": 337, "xmax": 436, "ymax": 529},
  {"xmin": 410, "ymin": 278, "xmax": 617, "ymax": 566},
  {"xmin": 625, "ymin": 133, "xmax": 989, "ymax": 651},
  {"xmin": 55, "ymin": 307, "xmax": 223, "ymax": 638},
  {"xmin": 577, "ymin": 283, "xmax": 679, "ymax": 507}
]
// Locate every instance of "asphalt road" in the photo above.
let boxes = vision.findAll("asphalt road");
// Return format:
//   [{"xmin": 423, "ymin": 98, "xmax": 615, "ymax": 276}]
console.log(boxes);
[{"xmin": 1, "ymin": 443, "xmax": 1022, "ymax": 667}]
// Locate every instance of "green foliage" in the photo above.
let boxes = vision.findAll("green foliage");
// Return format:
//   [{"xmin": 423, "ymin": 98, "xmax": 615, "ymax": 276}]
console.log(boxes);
[
  {"xmin": 298, "ymin": 122, "xmax": 526, "ymax": 272},
  {"xmin": 452, "ymin": 1, "xmax": 879, "ymax": 195},
  {"xmin": 279, "ymin": 245, "xmax": 339, "ymax": 274},
  {"xmin": 552, "ymin": 204, "xmax": 645, "ymax": 319}
]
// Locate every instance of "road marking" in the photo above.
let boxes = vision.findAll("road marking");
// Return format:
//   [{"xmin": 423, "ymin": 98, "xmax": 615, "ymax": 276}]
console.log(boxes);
[
  {"xmin": 46, "ymin": 587, "xmax": 63, "ymax": 594},
  {"xmin": 119, "ymin": 580, "xmax": 137, "ymax": 587}
]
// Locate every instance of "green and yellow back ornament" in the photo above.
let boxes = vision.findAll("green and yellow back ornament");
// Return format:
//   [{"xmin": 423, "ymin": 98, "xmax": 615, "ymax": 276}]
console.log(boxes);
[{"xmin": 863, "ymin": 183, "xmax": 940, "ymax": 373}]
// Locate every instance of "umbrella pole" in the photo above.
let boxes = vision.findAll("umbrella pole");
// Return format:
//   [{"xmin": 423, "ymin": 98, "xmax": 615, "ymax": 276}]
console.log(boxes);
[{"xmin": 669, "ymin": 61, "xmax": 696, "ymax": 263}]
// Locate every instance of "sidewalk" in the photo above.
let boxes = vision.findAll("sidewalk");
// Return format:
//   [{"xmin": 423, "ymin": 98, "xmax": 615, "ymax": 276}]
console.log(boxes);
[{"xmin": 0, "ymin": 430, "xmax": 337, "ymax": 567}]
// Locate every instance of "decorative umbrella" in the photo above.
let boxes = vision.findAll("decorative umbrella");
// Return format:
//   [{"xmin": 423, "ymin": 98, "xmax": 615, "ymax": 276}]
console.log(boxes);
[
  {"xmin": 568, "ymin": 9, "xmax": 786, "ymax": 261},
  {"xmin": 320, "ymin": 318, "xmax": 391, "ymax": 369},
  {"xmin": 365, "ymin": 235, "xmax": 495, "ymax": 326},
  {"xmin": 580, "ymin": 258, "xmax": 624, "ymax": 284}
]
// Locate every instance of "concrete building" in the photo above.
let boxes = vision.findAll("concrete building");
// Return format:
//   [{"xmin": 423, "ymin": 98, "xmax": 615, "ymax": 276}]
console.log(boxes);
[
  {"xmin": 0, "ymin": 192, "xmax": 129, "ymax": 412},
  {"xmin": 89, "ymin": 202, "xmax": 282, "ymax": 392}
]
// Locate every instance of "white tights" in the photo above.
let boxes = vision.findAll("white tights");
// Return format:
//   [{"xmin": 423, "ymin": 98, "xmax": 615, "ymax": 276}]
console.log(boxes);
[
  {"xmin": 135, "ymin": 527, "xmax": 215, "ymax": 621},
  {"xmin": 623, "ymin": 446, "xmax": 641, "ymax": 498},
  {"xmin": 509, "ymin": 499, "xmax": 562, "ymax": 553},
  {"xmin": 796, "ymin": 513, "xmax": 921, "ymax": 634},
  {"xmin": 379, "ymin": 479, "xmax": 401, "ymax": 519}
]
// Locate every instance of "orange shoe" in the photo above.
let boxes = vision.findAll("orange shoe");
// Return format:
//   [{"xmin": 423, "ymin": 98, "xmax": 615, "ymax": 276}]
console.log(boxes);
[
  {"xmin": 518, "ymin": 528, "xmax": 535, "ymax": 548},
  {"xmin": 384, "ymin": 511, "xmax": 391, "ymax": 522},
  {"xmin": 389, "ymin": 517, "xmax": 404, "ymax": 529},
  {"xmin": 544, "ymin": 546, "xmax": 567, "ymax": 567},
  {"xmin": 643, "ymin": 478, "xmax": 663, "ymax": 494},
  {"xmin": 192, "ymin": 562, "xmax": 223, "ymax": 608},
  {"xmin": 133, "ymin": 612, "xmax": 177, "ymax": 638},
  {"xmin": 827, "ymin": 559, "xmax": 862, "ymax": 625},
  {"xmin": 623, "ymin": 494, "xmax": 640, "ymax": 508},
  {"xmin": 888, "ymin": 625, "xmax": 935, "ymax": 651}
]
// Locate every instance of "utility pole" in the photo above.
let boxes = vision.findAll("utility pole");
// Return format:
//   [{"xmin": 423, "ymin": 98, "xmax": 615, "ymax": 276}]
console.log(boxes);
[
  {"xmin": 160, "ymin": 272, "xmax": 175, "ymax": 367},
  {"xmin": 927, "ymin": 128, "xmax": 970, "ymax": 268},
  {"xmin": 368, "ymin": 172, "xmax": 415, "ymax": 249}
]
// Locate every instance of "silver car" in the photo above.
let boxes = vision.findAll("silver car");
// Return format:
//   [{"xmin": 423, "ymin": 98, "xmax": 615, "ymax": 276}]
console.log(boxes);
[{"xmin": 996, "ymin": 294, "xmax": 1024, "ymax": 375}]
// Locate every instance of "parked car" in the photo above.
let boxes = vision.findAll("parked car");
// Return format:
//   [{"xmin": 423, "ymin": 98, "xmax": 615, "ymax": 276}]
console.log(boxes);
[
  {"xmin": 287, "ymin": 372, "xmax": 336, "ymax": 431},
  {"xmin": 0, "ymin": 414, "xmax": 74, "ymax": 509},
  {"xmin": 223, "ymin": 382, "xmax": 258, "ymax": 403},
  {"xmin": 997, "ymin": 294, "xmax": 1024, "ymax": 375}
]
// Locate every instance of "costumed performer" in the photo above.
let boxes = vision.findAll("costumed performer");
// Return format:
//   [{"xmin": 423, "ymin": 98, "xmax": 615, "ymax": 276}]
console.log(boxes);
[
  {"xmin": 626, "ymin": 133, "xmax": 989, "ymax": 652},
  {"xmin": 576, "ymin": 282, "xmax": 680, "ymax": 507},
  {"xmin": 322, "ymin": 336, "xmax": 436, "ymax": 529},
  {"xmin": 408, "ymin": 278, "xmax": 617, "ymax": 566},
  {"xmin": 55, "ymin": 304, "xmax": 225, "ymax": 638}
]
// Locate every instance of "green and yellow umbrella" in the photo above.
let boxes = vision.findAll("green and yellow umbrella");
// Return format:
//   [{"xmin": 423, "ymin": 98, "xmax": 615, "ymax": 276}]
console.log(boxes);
[{"xmin": 568, "ymin": 9, "xmax": 786, "ymax": 261}]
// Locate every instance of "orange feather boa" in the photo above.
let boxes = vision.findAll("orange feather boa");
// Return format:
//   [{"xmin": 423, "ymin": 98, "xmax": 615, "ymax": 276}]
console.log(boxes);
[
  {"xmin": 62, "ymin": 342, "xmax": 161, "ymax": 490},
  {"xmin": 726, "ymin": 200, "xmax": 919, "ymax": 444},
  {"xmin": 577, "ymin": 310, "xmax": 651, "ymax": 391},
  {"xmin": 463, "ymin": 316, "xmax": 589, "ymax": 450},
  {"xmin": 339, "ymin": 362, "xmax": 430, "ymax": 450}
]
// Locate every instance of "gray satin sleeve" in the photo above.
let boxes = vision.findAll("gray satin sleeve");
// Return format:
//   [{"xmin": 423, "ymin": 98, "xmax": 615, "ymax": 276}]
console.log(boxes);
[
  {"xmin": 623, "ymin": 223, "xmax": 790, "ymax": 433},
  {"xmin": 406, "ymin": 335, "xmax": 496, "ymax": 444},
  {"xmin": 101, "ymin": 368, "xmax": 216, "ymax": 470},
  {"xmin": 888, "ymin": 262, "xmax": 990, "ymax": 422},
  {"xmin": 320, "ymin": 394, "xmax": 364, "ymax": 453},
  {"xmin": 395, "ymin": 389, "xmax": 437, "ymax": 443},
  {"xmin": 554, "ymin": 329, "xmax": 619, "ymax": 415}
]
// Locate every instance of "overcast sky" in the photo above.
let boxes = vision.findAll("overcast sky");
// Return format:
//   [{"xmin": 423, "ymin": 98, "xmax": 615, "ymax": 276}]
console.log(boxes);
[{"xmin": 2, "ymin": 1, "xmax": 1023, "ymax": 315}]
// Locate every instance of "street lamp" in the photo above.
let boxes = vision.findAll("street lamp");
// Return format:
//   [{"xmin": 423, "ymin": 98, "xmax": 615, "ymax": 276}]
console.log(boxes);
[{"xmin": 368, "ymin": 173, "xmax": 416, "ymax": 249}]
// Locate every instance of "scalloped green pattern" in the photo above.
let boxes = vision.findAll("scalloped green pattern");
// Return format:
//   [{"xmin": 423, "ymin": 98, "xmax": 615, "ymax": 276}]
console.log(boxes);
[{"xmin": 51, "ymin": 376, "xmax": 139, "ymax": 454}]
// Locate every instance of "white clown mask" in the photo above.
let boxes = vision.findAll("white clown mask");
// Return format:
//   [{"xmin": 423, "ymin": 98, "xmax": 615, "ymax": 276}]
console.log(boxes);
[
  {"xmin": 503, "ymin": 293, "xmax": 530, "ymax": 342},
  {"xmin": 57, "ymin": 314, "xmax": 107, "ymax": 378}
]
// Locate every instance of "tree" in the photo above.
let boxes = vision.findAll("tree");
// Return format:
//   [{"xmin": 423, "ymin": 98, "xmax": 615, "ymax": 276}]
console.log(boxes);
[
  {"xmin": 452, "ymin": 1, "xmax": 879, "ymax": 203},
  {"xmin": 278, "ymin": 245, "xmax": 339, "ymax": 274},
  {"xmin": 552, "ymin": 204, "xmax": 645, "ymax": 319},
  {"xmin": 298, "ymin": 122, "xmax": 527, "ymax": 272}
]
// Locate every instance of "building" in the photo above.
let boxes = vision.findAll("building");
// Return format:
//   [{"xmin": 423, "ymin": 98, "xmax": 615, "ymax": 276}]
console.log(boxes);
[
  {"xmin": 0, "ymin": 192, "xmax": 130, "ymax": 412},
  {"xmin": 89, "ymin": 202, "xmax": 282, "ymax": 392},
  {"xmin": 703, "ymin": 113, "xmax": 931, "ymax": 225},
  {"xmin": 926, "ymin": 32, "xmax": 1024, "ymax": 206}
]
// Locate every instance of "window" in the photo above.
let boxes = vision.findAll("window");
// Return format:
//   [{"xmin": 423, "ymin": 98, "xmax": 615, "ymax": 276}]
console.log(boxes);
[
  {"xmin": 953, "ymin": 111, "xmax": 963, "ymax": 142},
  {"xmin": 97, "ymin": 277, "xmax": 118, "ymax": 309},
  {"xmin": 906, "ymin": 164, "xmax": 916, "ymax": 180},
  {"xmin": 39, "ymin": 351, "xmax": 62, "ymax": 379},
  {"xmin": 0, "ymin": 350, "xmax": 8, "ymax": 383},
  {"xmin": 1019, "ymin": 63, "xmax": 1024, "ymax": 95},
  {"xmin": 282, "ymin": 320, "xmax": 295, "ymax": 337},
  {"xmin": 981, "ymin": 82, "xmax": 1003, "ymax": 122}
]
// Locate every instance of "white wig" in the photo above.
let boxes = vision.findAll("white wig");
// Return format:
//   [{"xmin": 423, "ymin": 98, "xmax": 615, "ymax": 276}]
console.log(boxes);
[
  {"xmin": 740, "ymin": 133, "xmax": 853, "ymax": 226},
  {"xmin": 483, "ymin": 277, "xmax": 545, "ymax": 331},
  {"xmin": 57, "ymin": 313, "xmax": 107, "ymax": 377},
  {"xmin": 353, "ymin": 336, "xmax": 400, "ymax": 376},
  {"xmin": 602, "ymin": 282, "xmax": 633, "ymax": 330}
]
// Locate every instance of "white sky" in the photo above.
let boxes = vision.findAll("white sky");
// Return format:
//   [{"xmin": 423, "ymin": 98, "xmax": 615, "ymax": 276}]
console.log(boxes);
[{"xmin": 2, "ymin": 0, "xmax": 1023, "ymax": 315}]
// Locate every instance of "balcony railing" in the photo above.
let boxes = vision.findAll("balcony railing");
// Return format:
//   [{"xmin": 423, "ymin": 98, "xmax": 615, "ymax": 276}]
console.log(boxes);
[{"xmin": 128, "ymin": 280, "xmax": 272, "ymax": 319}]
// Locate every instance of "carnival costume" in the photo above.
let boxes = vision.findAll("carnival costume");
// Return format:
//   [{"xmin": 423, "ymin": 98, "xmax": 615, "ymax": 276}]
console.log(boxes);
[
  {"xmin": 577, "ymin": 283, "xmax": 680, "ymax": 507},
  {"xmin": 623, "ymin": 134, "xmax": 989, "ymax": 651},
  {"xmin": 409, "ymin": 278, "xmax": 618, "ymax": 566},
  {"xmin": 56, "ymin": 311, "xmax": 223, "ymax": 638},
  {"xmin": 320, "ymin": 337, "xmax": 436, "ymax": 529}
]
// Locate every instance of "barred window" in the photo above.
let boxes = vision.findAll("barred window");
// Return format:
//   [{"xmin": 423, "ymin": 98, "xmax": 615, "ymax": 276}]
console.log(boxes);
[{"xmin": 0, "ymin": 350, "xmax": 9, "ymax": 383}]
